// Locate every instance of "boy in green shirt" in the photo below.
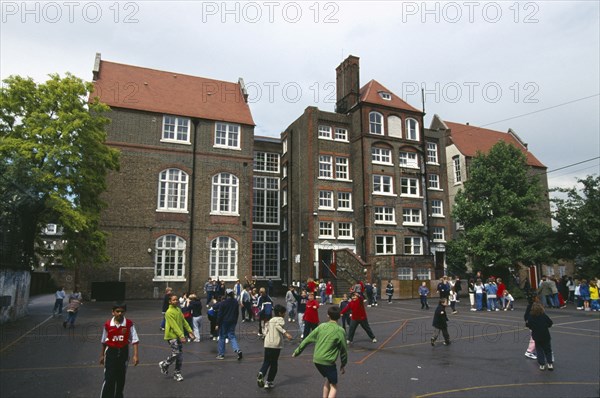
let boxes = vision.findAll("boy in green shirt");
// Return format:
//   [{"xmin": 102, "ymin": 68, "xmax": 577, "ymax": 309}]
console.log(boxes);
[
  {"xmin": 159, "ymin": 294, "xmax": 194, "ymax": 382},
  {"xmin": 293, "ymin": 306, "xmax": 347, "ymax": 398}
]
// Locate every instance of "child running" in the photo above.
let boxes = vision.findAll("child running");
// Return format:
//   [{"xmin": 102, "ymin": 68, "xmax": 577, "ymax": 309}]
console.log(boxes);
[
  {"xmin": 293, "ymin": 306, "xmax": 348, "ymax": 398},
  {"xmin": 257, "ymin": 304, "xmax": 292, "ymax": 389}
]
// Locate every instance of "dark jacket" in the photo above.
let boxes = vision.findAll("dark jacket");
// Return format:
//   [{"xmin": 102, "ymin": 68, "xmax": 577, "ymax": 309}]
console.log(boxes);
[
  {"xmin": 432, "ymin": 304, "xmax": 449, "ymax": 329},
  {"xmin": 526, "ymin": 313, "xmax": 553, "ymax": 342},
  {"xmin": 215, "ymin": 297, "xmax": 239, "ymax": 325},
  {"xmin": 189, "ymin": 299, "xmax": 203, "ymax": 317}
]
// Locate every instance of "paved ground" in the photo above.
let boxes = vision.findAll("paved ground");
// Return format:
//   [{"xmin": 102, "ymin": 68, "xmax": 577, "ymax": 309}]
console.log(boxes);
[{"xmin": 1, "ymin": 294, "xmax": 598, "ymax": 398}]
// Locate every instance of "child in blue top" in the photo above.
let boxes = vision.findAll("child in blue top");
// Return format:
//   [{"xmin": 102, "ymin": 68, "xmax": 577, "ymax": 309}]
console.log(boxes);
[{"xmin": 418, "ymin": 282, "xmax": 430, "ymax": 310}]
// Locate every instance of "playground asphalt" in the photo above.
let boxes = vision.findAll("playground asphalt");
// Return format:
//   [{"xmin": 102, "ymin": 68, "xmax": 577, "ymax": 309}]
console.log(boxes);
[{"xmin": 0, "ymin": 294, "xmax": 598, "ymax": 398}]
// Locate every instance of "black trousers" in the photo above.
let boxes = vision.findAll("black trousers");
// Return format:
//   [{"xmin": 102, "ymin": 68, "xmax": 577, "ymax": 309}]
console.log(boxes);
[
  {"xmin": 347, "ymin": 319, "xmax": 375, "ymax": 341},
  {"xmin": 259, "ymin": 347, "xmax": 281, "ymax": 382},
  {"xmin": 101, "ymin": 346, "xmax": 129, "ymax": 398}
]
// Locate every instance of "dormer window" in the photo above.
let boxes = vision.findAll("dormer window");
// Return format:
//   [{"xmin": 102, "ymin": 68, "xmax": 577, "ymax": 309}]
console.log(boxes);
[{"xmin": 379, "ymin": 91, "xmax": 392, "ymax": 101}]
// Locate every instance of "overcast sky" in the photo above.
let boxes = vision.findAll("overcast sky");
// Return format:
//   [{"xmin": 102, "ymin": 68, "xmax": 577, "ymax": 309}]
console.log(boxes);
[{"xmin": 2, "ymin": 1, "xmax": 599, "ymax": 192}]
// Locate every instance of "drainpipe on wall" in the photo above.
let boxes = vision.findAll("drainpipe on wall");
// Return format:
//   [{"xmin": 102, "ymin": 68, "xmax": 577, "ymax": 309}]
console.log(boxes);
[{"xmin": 188, "ymin": 119, "xmax": 199, "ymax": 293}]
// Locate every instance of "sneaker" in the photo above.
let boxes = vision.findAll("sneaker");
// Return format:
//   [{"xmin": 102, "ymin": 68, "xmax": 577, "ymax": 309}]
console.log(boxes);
[
  {"xmin": 430, "ymin": 337, "xmax": 435, "ymax": 346},
  {"xmin": 264, "ymin": 381, "xmax": 274, "ymax": 389},
  {"xmin": 547, "ymin": 363, "xmax": 554, "ymax": 371},
  {"xmin": 539, "ymin": 365, "xmax": 546, "ymax": 371},
  {"xmin": 159, "ymin": 361, "xmax": 169, "ymax": 375},
  {"xmin": 257, "ymin": 333, "xmax": 264, "ymax": 338},
  {"xmin": 173, "ymin": 372, "xmax": 184, "ymax": 382},
  {"xmin": 495, "ymin": 308, "xmax": 499, "ymax": 311},
  {"xmin": 216, "ymin": 354, "xmax": 225, "ymax": 360},
  {"xmin": 193, "ymin": 339, "xmax": 200, "ymax": 342},
  {"xmin": 452, "ymin": 311, "xmax": 458, "ymax": 314},
  {"xmin": 470, "ymin": 308, "xmax": 477, "ymax": 311},
  {"xmin": 237, "ymin": 350, "xmax": 243, "ymax": 361},
  {"xmin": 226, "ymin": 338, "xmax": 229, "ymax": 344},
  {"xmin": 257, "ymin": 372, "xmax": 265, "ymax": 388},
  {"xmin": 443, "ymin": 341, "xmax": 451, "ymax": 346},
  {"xmin": 346, "ymin": 340, "xmax": 351, "ymax": 344},
  {"xmin": 372, "ymin": 338, "xmax": 378, "ymax": 343},
  {"xmin": 524, "ymin": 352, "xmax": 537, "ymax": 360}
]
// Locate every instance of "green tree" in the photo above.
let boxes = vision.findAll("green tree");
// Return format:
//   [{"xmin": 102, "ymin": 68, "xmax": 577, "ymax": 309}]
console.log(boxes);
[
  {"xmin": 551, "ymin": 175, "xmax": 600, "ymax": 278},
  {"xmin": 447, "ymin": 141, "xmax": 552, "ymax": 275},
  {"xmin": 0, "ymin": 74, "xmax": 119, "ymax": 270}
]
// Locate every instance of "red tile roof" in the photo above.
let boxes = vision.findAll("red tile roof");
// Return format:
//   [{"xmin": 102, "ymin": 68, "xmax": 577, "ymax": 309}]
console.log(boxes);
[
  {"xmin": 360, "ymin": 79, "xmax": 422, "ymax": 113},
  {"xmin": 91, "ymin": 60, "xmax": 255, "ymax": 126},
  {"xmin": 444, "ymin": 121, "xmax": 545, "ymax": 168}
]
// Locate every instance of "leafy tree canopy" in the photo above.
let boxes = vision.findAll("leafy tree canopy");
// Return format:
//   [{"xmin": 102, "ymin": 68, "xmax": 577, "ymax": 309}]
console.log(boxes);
[
  {"xmin": 0, "ymin": 73, "xmax": 119, "ymax": 269},
  {"xmin": 551, "ymin": 175, "xmax": 600, "ymax": 279},
  {"xmin": 447, "ymin": 141, "xmax": 552, "ymax": 274}
]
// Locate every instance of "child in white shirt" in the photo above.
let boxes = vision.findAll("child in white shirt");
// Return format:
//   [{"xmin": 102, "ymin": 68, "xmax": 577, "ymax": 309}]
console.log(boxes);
[{"xmin": 503, "ymin": 290, "xmax": 515, "ymax": 311}]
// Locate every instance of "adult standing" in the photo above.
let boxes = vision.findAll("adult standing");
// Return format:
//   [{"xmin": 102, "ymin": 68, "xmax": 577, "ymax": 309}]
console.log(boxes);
[
  {"xmin": 215, "ymin": 289, "xmax": 243, "ymax": 360},
  {"xmin": 454, "ymin": 277, "xmax": 462, "ymax": 300},
  {"xmin": 159, "ymin": 294, "xmax": 194, "ymax": 382},
  {"xmin": 100, "ymin": 303, "xmax": 139, "ymax": 398}
]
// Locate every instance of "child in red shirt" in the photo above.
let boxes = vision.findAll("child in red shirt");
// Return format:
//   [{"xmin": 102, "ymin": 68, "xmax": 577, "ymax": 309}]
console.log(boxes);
[{"xmin": 302, "ymin": 292, "xmax": 320, "ymax": 339}]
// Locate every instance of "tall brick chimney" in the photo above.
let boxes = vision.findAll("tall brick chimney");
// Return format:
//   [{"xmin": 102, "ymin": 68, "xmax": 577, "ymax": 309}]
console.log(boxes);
[{"xmin": 335, "ymin": 55, "xmax": 360, "ymax": 114}]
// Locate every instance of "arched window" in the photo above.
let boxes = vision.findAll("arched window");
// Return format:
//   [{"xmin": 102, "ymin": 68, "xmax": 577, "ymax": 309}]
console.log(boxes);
[
  {"xmin": 157, "ymin": 169, "xmax": 188, "ymax": 211},
  {"xmin": 369, "ymin": 112, "xmax": 384, "ymax": 135},
  {"xmin": 210, "ymin": 237, "xmax": 238, "ymax": 279},
  {"xmin": 388, "ymin": 115, "xmax": 402, "ymax": 138},
  {"xmin": 155, "ymin": 235, "xmax": 186, "ymax": 280},
  {"xmin": 406, "ymin": 118, "xmax": 419, "ymax": 140},
  {"xmin": 211, "ymin": 172, "xmax": 239, "ymax": 215}
]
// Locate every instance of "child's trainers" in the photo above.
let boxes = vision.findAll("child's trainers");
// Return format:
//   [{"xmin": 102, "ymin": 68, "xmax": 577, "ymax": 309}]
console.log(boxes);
[
  {"xmin": 236, "ymin": 350, "xmax": 243, "ymax": 361},
  {"xmin": 547, "ymin": 363, "xmax": 554, "ymax": 371},
  {"xmin": 173, "ymin": 372, "xmax": 184, "ymax": 382},
  {"xmin": 539, "ymin": 364, "xmax": 546, "ymax": 371},
  {"xmin": 264, "ymin": 381, "xmax": 274, "ymax": 389},
  {"xmin": 257, "ymin": 372, "xmax": 265, "ymax": 388},
  {"xmin": 430, "ymin": 337, "xmax": 436, "ymax": 346},
  {"xmin": 159, "ymin": 361, "xmax": 169, "ymax": 375}
]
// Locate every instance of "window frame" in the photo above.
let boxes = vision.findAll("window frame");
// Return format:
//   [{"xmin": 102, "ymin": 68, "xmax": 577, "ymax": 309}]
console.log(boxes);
[
  {"xmin": 374, "ymin": 206, "xmax": 396, "ymax": 224},
  {"xmin": 402, "ymin": 208, "xmax": 423, "ymax": 225},
  {"xmin": 254, "ymin": 151, "xmax": 280, "ymax": 173},
  {"xmin": 211, "ymin": 172, "xmax": 239, "ymax": 216},
  {"xmin": 406, "ymin": 118, "xmax": 419, "ymax": 141},
  {"xmin": 337, "ymin": 192, "xmax": 353, "ymax": 212},
  {"xmin": 319, "ymin": 221, "xmax": 335, "ymax": 238},
  {"xmin": 404, "ymin": 237, "xmax": 423, "ymax": 255},
  {"xmin": 369, "ymin": 112, "xmax": 384, "ymax": 135},
  {"xmin": 375, "ymin": 235, "xmax": 396, "ymax": 255},
  {"xmin": 214, "ymin": 122, "xmax": 241, "ymax": 150},
  {"xmin": 371, "ymin": 147, "xmax": 393, "ymax": 165},
  {"xmin": 431, "ymin": 200, "xmax": 444, "ymax": 217},
  {"xmin": 154, "ymin": 234, "xmax": 186, "ymax": 281},
  {"xmin": 161, "ymin": 115, "xmax": 191, "ymax": 144},
  {"xmin": 335, "ymin": 156, "xmax": 350, "ymax": 180},
  {"xmin": 253, "ymin": 176, "xmax": 280, "ymax": 225},
  {"xmin": 157, "ymin": 168, "xmax": 189, "ymax": 213},
  {"xmin": 319, "ymin": 155, "xmax": 333, "ymax": 179},
  {"xmin": 319, "ymin": 190, "xmax": 335, "ymax": 210},
  {"xmin": 338, "ymin": 222, "xmax": 353, "ymax": 240},
  {"xmin": 400, "ymin": 177, "xmax": 420, "ymax": 197},
  {"xmin": 210, "ymin": 236, "xmax": 238, "ymax": 280},
  {"xmin": 373, "ymin": 174, "xmax": 395, "ymax": 195},
  {"xmin": 426, "ymin": 142, "xmax": 439, "ymax": 164},
  {"xmin": 318, "ymin": 125, "xmax": 332, "ymax": 140},
  {"xmin": 399, "ymin": 151, "xmax": 419, "ymax": 168},
  {"xmin": 252, "ymin": 230, "xmax": 280, "ymax": 279},
  {"xmin": 428, "ymin": 174, "xmax": 441, "ymax": 190}
]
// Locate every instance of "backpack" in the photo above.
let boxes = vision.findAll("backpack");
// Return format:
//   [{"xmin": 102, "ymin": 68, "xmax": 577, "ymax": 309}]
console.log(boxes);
[{"xmin": 261, "ymin": 301, "xmax": 273, "ymax": 317}]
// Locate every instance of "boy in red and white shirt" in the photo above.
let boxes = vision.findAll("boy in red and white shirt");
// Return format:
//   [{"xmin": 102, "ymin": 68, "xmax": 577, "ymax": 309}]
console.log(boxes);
[{"xmin": 100, "ymin": 303, "xmax": 139, "ymax": 398}]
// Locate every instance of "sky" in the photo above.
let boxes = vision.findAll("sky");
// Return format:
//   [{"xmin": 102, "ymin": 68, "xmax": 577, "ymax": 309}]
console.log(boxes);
[{"xmin": 1, "ymin": 0, "xmax": 599, "ymax": 193}]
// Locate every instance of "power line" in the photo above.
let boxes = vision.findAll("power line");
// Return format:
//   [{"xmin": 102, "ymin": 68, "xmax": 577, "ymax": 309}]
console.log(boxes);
[
  {"xmin": 479, "ymin": 94, "xmax": 600, "ymax": 129},
  {"xmin": 546, "ymin": 157, "xmax": 600, "ymax": 174}
]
